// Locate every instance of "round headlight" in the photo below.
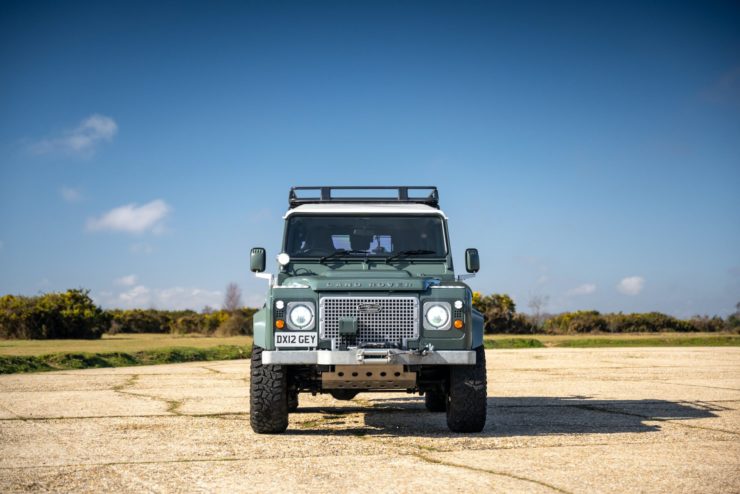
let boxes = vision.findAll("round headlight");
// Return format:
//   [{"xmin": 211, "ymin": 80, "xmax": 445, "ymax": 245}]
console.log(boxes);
[
  {"xmin": 289, "ymin": 304, "xmax": 313, "ymax": 329},
  {"xmin": 425, "ymin": 304, "xmax": 450, "ymax": 328},
  {"xmin": 277, "ymin": 252, "xmax": 291, "ymax": 266}
]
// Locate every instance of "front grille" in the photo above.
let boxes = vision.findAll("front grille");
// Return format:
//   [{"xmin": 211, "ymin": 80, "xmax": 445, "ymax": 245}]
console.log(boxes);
[{"xmin": 320, "ymin": 296, "xmax": 419, "ymax": 348}]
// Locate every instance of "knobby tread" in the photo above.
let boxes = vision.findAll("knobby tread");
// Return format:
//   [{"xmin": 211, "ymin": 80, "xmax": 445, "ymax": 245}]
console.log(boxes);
[
  {"xmin": 446, "ymin": 346, "xmax": 487, "ymax": 432},
  {"xmin": 249, "ymin": 346, "xmax": 289, "ymax": 434},
  {"xmin": 424, "ymin": 390, "xmax": 447, "ymax": 412}
]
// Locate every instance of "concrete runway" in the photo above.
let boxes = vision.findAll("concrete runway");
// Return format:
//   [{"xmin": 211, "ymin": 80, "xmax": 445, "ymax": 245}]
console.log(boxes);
[{"xmin": 1, "ymin": 347, "xmax": 738, "ymax": 493}]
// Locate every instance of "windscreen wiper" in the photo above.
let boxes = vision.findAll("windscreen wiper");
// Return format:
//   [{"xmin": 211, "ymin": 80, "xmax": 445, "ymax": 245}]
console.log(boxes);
[
  {"xmin": 319, "ymin": 249, "xmax": 368, "ymax": 263},
  {"xmin": 384, "ymin": 249, "xmax": 436, "ymax": 263}
]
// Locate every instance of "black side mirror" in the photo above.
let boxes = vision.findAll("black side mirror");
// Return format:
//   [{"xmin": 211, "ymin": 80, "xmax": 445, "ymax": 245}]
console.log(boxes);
[
  {"xmin": 250, "ymin": 247, "xmax": 266, "ymax": 273},
  {"xmin": 465, "ymin": 248, "xmax": 480, "ymax": 273}
]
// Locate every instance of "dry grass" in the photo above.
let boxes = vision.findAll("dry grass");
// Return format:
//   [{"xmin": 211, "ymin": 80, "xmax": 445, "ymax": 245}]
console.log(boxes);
[{"xmin": 0, "ymin": 333, "xmax": 253, "ymax": 357}]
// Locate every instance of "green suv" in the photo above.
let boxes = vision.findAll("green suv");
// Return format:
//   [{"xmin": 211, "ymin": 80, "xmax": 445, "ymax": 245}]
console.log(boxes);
[{"xmin": 249, "ymin": 186, "xmax": 486, "ymax": 433}]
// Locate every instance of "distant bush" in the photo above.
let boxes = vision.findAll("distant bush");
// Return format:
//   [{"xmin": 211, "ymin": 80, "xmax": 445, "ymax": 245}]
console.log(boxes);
[
  {"xmin": 687, "ymin": 315, "xmax": 728, "ymax": 333},
  {"xmin": 0, "ymin": 289, "xmax": 110, "ymax": 339},
  {"xmin": 109, "ymin": 309, "xmax": 180, "ymax": 334},
  {"xmin": 472, "ymin": 292, "xmax": 537, "ymax": 334},
  {"xmin": 543, "ymin": 310, "xmax": 729, "ymax": 334},
  {"xmin": 108, "ymin": 308, "xmax": 256, "ymax": 336},
  {"xmin": 544, "ymin": 311, "xmax": 608, "ymax": 334},
  {"xmin": 472, "ymin": 292, "xmax": 734, "ymax": 334}
]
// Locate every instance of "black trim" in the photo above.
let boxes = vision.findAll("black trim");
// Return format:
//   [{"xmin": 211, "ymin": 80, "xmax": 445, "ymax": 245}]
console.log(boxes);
[{"xmin": 289, "ymin": 186, "xmax": 439, "ymax": 208}]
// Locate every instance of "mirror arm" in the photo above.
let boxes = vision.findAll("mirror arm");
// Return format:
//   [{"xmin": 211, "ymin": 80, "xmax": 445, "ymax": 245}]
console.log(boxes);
[
  {"xmin": 254, "ymin": 272, "xmax": 275, "ymax": 286},
  {"xmin": 457, "ymin": 273, "xmax": 476, "ymax": 282}
]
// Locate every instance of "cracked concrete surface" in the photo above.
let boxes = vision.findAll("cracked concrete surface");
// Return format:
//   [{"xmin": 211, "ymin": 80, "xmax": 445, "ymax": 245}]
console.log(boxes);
[{"xmin": 0, "ymin": 347, "xmax": 738, "ymax": 493}]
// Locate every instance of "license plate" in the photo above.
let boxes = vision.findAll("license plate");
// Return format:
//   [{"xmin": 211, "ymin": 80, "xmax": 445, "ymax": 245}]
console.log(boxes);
[{"xmin": 275, "ymin": 332, "xmax": 317, "ymax": 348}]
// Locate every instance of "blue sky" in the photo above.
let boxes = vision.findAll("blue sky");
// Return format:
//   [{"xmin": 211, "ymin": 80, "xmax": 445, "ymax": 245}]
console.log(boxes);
[{"xmin": 1, "ymin": 1, "xmax": 738, "ymax": 316}]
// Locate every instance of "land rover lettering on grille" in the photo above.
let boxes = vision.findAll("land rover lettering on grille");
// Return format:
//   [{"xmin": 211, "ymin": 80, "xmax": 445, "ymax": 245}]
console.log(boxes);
[{"xmin": 248, "ymin": 186, "xmax": 486, "ymax": 434}]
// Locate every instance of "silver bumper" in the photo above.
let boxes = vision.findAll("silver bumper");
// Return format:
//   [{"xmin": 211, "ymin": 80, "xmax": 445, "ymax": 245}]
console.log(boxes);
[{"xmin": 262, "ymin": 348, "xmax": 476, "ymax": 365}]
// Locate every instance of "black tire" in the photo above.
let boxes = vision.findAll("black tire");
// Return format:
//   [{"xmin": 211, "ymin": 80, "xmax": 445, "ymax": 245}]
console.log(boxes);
[
  {"xmin": 250, "ymin": 346, "xmax": 289, "ymax": 434},
  {"xmin": 287, "ymin": 390, "xmax": 299, "ymax": 412},
  {"xmin": 329, "ymin": 389, "xmax": 359, "ymax": 401},
  {"xmin": 446, "ymin": 346, "xmax": 487, "ymax": 433},
  {"xmin": 424, "ymin": 391, "xmax": 446, "ymax": 412}
]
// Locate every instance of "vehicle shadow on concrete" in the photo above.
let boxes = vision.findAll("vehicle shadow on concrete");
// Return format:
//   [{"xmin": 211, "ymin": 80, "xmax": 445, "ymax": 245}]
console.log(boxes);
[{"xmin": 288, "ymin": 396, "xmax": 724, "ymax": 437}]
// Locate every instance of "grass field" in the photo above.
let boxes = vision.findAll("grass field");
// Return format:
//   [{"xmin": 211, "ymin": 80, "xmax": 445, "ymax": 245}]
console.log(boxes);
[
  {"xmin": 483, "ymin": 332, "xmax": 740, "ymax": 348},
  {"xmin": 0, "ymin": 333, "xmax": 253, "ymax": 357},
  {"xmin": 1, "ymin": 332, "xmax": 738, "ymax": 374}
]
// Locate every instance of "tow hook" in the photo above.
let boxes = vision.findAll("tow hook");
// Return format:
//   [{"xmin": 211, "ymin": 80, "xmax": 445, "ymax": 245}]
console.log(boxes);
[{"xmin": 414, "ymin": 343, "xmax": 435, "ymax": 356}]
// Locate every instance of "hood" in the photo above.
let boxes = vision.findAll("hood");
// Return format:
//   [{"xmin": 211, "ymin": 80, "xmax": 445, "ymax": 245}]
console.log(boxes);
[{"xmin": 281, "ymin": 270, "xmax": 439, "ymax": 291}]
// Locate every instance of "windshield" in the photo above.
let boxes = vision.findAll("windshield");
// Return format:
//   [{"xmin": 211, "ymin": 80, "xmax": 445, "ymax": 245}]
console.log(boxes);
[{"xmin": 284, "ymin": 215, "xmax": 447, "ymax": 259}]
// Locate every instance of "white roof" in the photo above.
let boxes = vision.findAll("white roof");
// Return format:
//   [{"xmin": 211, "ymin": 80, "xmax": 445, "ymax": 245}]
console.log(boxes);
[{"xmin": 284, "ymin": 203, "xmax": 448, "ymax": 219}]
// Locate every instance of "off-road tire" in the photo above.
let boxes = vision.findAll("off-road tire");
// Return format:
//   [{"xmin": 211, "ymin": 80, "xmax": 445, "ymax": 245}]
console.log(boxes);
[
  {"xmin": 424, "ymin": 390, "xmax": 446, "ymax": 412},
  {"xmin": 250, "ymin": 346, "xmax": 289, "ymax": 434},
  {"xmin": 287, "ymin": 390, "xmax": 299, "ymax": 412},
  {"xmin": 446, "ymin": 346, "xmax": 487, "ymax": 432}
]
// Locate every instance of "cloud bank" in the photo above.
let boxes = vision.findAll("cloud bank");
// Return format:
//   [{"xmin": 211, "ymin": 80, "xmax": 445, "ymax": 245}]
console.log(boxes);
[
  {"xmin": 30, "ymin": 114, "xmax": 118, "ymax": 156},
  {"xmin": 112, "ymin": 285, "xmax": 223, "ymax": 311},
  {"xmin": 87, "ymin": 199, "xmax": 171, "ymax": 234}
]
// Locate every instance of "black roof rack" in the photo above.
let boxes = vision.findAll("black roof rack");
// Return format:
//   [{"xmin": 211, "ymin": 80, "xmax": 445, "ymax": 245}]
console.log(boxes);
[{"xmin": 289, "ymin": 186, "xmax": 439, "ymax": 209}]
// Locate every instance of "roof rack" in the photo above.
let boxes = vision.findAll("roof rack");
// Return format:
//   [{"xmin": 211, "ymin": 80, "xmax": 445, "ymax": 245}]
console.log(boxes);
[{"xmin": 289, "ymin": 186, "xmax": 439, "ymax": 209}]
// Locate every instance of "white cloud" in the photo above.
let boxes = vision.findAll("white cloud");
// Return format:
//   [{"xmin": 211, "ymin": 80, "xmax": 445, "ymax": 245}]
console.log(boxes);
[
  {"xmin": 566, "ymin": 283, "xmax": 596, "ymax": 296},
  {"xmin": 60, "ymin": 186, "xmax": 82, "ymax": 202},
  {"xmin": 87, "ymin": 199, "xmax": 171, "ymax": 234},
  {"xmin": 115, "ymin": 274, "xmax": 138, "ymax": 286},
  {"xmin": 30, "ymin": 114, "xmax": 118, "ymax": 156},
  {"xmin": 118, "ymin": 285, "xmax": 151, "ymax": 305},
  {"xmin": 617, "ymin": 276, "xmax": 645, "ymax": 296},
  {"xmin": 111, "ymin": 285, "xmax": 223, "ymax": 311}
]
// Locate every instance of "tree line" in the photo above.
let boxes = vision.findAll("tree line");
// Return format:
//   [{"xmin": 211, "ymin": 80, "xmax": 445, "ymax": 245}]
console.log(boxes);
[
  {"xmin": 0, "ymin": 288, "xmax": 256, "ymax": 339},
  {"xmin": 472, "ymin": 292, "xmax": 740, "ymax": 334},
  {"xmin": 0, "ymin": 289, "xmax": 737, "ymax": 340}
]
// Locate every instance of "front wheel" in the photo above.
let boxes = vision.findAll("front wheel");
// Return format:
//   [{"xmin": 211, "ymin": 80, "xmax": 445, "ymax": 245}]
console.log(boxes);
[
  {"xmin": 250, "ymin": 346, "xmax": 289, "ymax": 434},
  {"xmin": 446, "ymin": 346, "xmax": 487, "ymax": 432}
]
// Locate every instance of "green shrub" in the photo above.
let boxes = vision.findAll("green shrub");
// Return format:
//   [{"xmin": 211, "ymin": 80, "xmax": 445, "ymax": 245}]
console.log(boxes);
[
  {"xmin": 472, "ymin": 292, "xmax": 536, "ymax": 333},
  {"xmin": 0, "ymin": 289, "xmax": 109, "ymax": 339},
  {"xmin": 109, "ymin": 309, "xmax": 174, "ymax": 334},
  {"xmin": 545, "ymin": 311, "xmax": 608, "ymax": 334}
]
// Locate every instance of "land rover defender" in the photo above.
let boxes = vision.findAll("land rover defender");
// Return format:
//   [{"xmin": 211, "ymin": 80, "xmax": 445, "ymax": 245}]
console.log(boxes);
[{"xmin": 249, "ymin": 186, "xmax": 486, "ymax": 433}]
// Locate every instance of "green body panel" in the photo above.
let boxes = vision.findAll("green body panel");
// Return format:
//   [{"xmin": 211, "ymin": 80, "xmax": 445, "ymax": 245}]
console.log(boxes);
[
  {"xmin": 471, "ymin": 309, "xmax": 484, "ymax": 348},
  {"xmin": 252, "ymin": 308, "xmax": 268, "ymax": 348},
  {"xmin": 257, "ymin": 208, "xmax": 479, "ymax": 356}
]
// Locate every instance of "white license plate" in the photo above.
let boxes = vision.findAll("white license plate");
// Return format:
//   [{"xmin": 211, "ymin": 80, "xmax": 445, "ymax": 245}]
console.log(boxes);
[{"xmin": 275, "ymin": 332, "xmax": 317, "ymax": 348}]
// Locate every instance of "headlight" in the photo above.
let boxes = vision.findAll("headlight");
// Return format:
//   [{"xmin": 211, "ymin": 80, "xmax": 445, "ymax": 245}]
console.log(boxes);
[
  {"xmin": 423, "ymin": 302, "xmax": 451, "ymax": 330},
  {"xmin": 287, "ymin": 302, "xmax": 314, "ymax": 330}
]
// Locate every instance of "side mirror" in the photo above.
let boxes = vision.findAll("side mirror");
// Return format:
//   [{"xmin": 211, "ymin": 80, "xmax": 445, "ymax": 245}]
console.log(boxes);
[
  {"xmin": 465, "ymin": 248, "xmax": 480, "ymax": 273},
  {"xmin": 250, "ymin": 247, "xmax": 266, "ymax": 273}
]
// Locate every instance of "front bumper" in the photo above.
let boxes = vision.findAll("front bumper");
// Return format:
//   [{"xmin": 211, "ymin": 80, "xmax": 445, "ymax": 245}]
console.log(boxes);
[{"xmin": 262, "ymin": 348, "xmax": 476, "ymax": 365}]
